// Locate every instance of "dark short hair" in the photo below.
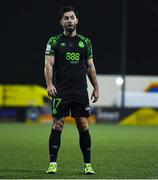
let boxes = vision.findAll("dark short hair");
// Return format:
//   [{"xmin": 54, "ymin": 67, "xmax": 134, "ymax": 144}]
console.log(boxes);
[{"xmin": 58, "ymin": 6, "xmax": 78, "ymax": 21}]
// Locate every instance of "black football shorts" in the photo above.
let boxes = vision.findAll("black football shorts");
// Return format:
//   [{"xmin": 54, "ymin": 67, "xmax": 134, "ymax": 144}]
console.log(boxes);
[{"xmin": 51, "ymin": 94, "xmax": 90, "ymax": 118}]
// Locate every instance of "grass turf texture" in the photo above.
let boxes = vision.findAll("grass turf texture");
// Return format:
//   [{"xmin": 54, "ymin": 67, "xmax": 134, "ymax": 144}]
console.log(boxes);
[{"xmin": 0, "ymin": 123, "xmax": 158, "ymax": 179}]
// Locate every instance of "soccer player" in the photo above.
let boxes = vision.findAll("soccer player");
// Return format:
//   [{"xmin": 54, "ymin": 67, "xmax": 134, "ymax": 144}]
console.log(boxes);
[{"xmin": 44, "ymin": 6, "xmax": 99, "ymax": 175}]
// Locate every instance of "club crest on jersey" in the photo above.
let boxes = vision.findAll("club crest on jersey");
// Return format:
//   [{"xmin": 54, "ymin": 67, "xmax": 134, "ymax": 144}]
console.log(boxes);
[
  {"xmin": 78, "ymin": 41, "xmax": 85, "ymax": 48},
  {"xmin": 61, "ymin": 42, "xmax": 66, "ymax": 47}
]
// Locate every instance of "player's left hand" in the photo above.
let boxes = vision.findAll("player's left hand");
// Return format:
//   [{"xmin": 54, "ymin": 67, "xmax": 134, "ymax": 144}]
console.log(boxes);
[{"xmin": 91, "ymin": 89, "xmax": 99, "ymax": 103}]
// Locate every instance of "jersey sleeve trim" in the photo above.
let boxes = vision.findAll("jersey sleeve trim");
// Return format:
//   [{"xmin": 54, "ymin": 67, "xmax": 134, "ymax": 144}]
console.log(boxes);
[
  {"xmin": 77, "ymin": 35, "xmax": 93, "ymax": 60},
  {"xmin": 45, "ymin": 34, "xmax": 62, "ymax": 56}
]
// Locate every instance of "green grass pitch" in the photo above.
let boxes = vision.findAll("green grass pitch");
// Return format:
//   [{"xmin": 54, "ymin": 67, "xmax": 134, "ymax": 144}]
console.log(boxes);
[{"xmin": 1, "ymin": 123, "xmax": 158, "ymax": 179}]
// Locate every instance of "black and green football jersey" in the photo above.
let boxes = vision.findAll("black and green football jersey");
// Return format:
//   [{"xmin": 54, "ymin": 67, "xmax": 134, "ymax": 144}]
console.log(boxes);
[{"xmin": 45, "ymin": 33, "xmax": 93, "ymax": 95}]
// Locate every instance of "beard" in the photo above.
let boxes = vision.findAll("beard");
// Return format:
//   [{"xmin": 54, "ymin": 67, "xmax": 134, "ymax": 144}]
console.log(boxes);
[{"xmin": 65, "ymin": 24, "xmax": 76, "ymax": 33}]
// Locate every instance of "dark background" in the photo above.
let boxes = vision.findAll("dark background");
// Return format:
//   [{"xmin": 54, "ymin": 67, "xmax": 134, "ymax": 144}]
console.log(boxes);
[{"xmin": 1, "ymin": 0, "xmax": 158, "ymax": 86}]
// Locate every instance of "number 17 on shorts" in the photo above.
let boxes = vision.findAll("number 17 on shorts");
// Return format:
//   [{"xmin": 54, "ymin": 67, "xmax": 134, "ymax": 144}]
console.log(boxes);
[{"xmin": 52, "ymin": 98, "xmax": 62, "ymax": 116}]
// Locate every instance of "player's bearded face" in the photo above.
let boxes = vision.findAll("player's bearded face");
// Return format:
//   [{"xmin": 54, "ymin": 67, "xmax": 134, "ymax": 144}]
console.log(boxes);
[{"xmin": 61, "ymin": 11, "xmax": 78, "ymax": 33}]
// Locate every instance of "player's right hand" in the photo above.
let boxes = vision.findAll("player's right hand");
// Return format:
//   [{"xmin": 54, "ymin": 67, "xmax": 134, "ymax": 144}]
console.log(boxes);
[{"xmin": 47, "ymin": 84, "xmax": 57, "ymax": 98}]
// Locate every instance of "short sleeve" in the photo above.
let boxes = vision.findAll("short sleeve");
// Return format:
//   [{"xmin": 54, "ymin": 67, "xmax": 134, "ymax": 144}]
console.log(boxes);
[
  {"xmin": 45, "ymin": 38, "xmax": 55, "ymax": 56},
  {"xmin": 86, "ymin": 38, "xmax": 93, "ymax": 59}
]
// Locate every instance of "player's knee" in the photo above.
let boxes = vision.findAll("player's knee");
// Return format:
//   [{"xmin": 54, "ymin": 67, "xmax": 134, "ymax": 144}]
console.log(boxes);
[
  {"xmin": 53, "ymin": 121, "xmax": 63, "ymax": 131},
  {"xmin": 80, "ymin": 121, "xmax": 88, "ymax": 131}
]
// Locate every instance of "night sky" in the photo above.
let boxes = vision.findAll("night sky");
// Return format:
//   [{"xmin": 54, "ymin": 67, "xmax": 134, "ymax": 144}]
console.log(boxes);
[{"xmin": 1, "ymin": 0, "xmax": 158, "ymax": 86}]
